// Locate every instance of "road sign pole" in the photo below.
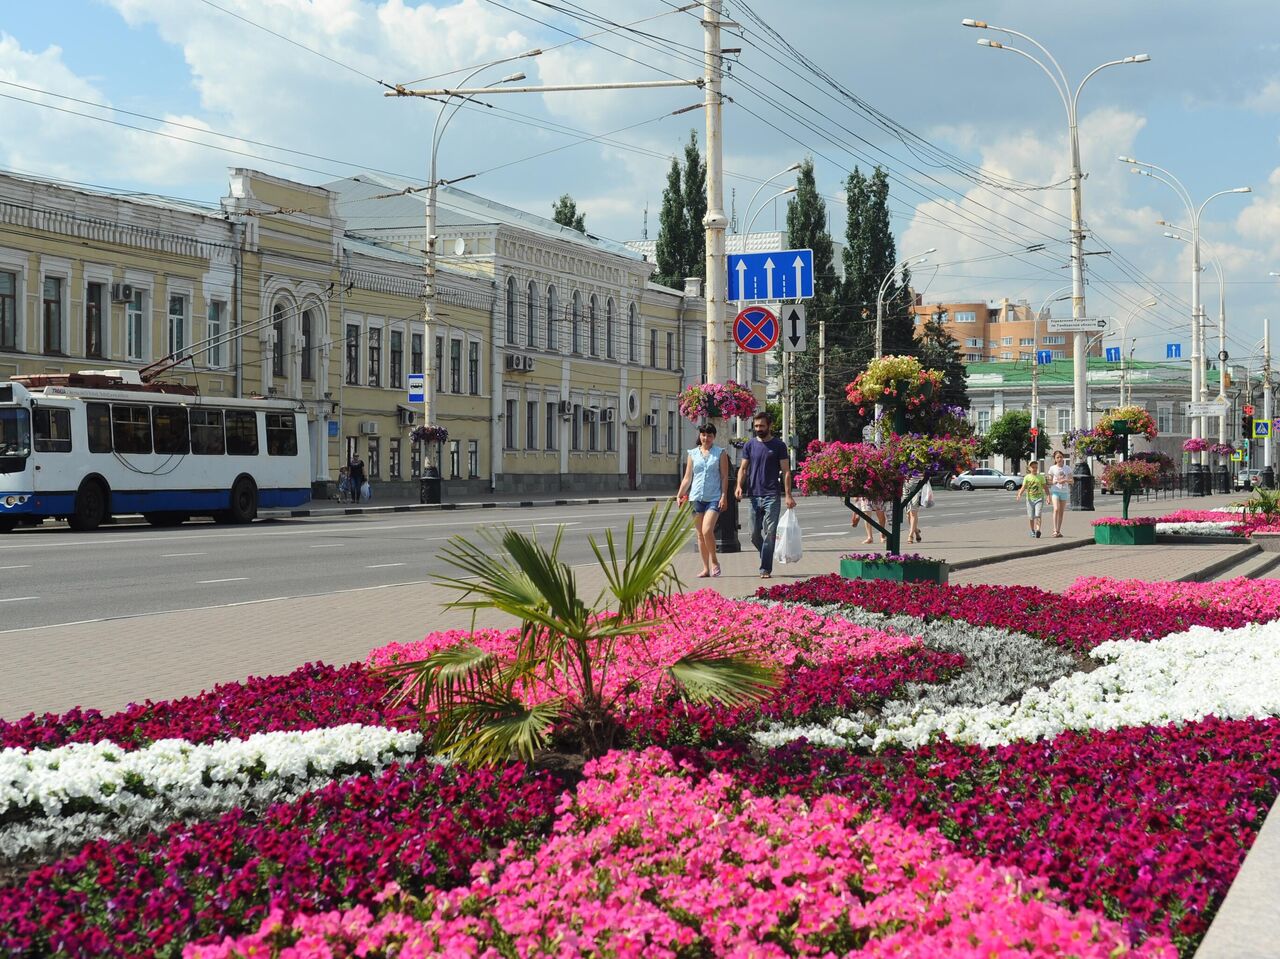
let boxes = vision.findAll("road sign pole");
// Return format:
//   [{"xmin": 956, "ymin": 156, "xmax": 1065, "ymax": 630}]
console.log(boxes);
[{"xmin": 703, "ymin": 0, "xmax": 728, "ymax": 385}]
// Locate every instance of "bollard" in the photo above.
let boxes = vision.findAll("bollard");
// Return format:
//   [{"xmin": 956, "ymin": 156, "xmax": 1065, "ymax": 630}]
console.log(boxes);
[{"xmin": 1262, "ymin": 467, "xmax": 1276, "ymax": 490}]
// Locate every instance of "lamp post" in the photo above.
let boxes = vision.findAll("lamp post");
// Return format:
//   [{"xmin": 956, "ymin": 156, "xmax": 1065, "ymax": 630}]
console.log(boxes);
[
  {"xmin": 965, "ymin": 20, "xmax": 1148, "ymax": 438},
  {"xmin": 1117, "ymin": 297, "xmax": 1158, "ymax": 405},
  {"xmin": 1120, "ymin": 156, "xmax": 1249, "ymax": 488},
  {"xmin": 875, "ymin": 249, "xmax": 935, "ymax": 360}
]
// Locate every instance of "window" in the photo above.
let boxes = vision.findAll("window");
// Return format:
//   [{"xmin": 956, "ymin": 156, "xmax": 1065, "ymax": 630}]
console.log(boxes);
[
  {"xmin": 86, "ymin": 403, "xmax": 112, "ymax": 453},
  {"xmin": 33, "ymin": 407, "xmax": 72, "ymax": 453},
  {"xmin": 546, "ymin": 286, "xmax": 558, "ymax": 351},
  {"xmin": 649, "ymin": 329, "xmax": 658, "ymax": 368},
  {"xmin": 526, "ymin": 399, "xmax": 538, "ymax": 449},
  {"xmin": 667, "ymin": 410, "xmax": 676, "ymax": 455},
  {"xmin": 1000, "ymin": 352, "xmax": 1012, "ymax": 360},
  {"xmin": 367, "ymin": 328, "xmax": 381, "ymax": 387},
  {"xmin": 1057, "ymin": 408, "xmax": 1072, "ymax": 434},
  {"xmin": 449, "ymin": 339, "xmax": 461, "ymax": 393},
  {"xmin": 411, "ymin": 332, "xmax": 424, "ymax": 375},
  {"xmin": 168, "ymin": 294, "xmax": 187, "ymax": 358},
  {"xmin": 605, "ymin": 299, "xmax": 615, "ymax": 358},
  {"xmin": 589, "ymin": 408, "xmax": 599, "ymax": 451},
  {"xmin": 272, "ymin": 303, "xmax": 285, "ymax": 378},
  {"xmin": 589, "ymin": 295, "xmax": 598, "ymax": 355},
  {"xmin": 411, "ymin": 440, "xmax": 422, "ymax": 479},
  {"xmin": 389, "ymin": 438, "xmax": 401, "ymax": 479},
  {"xmin": 545, "ymin": 402, "xmax": 557, "ymax": 451},
  {"xmin": 975, "ymin": 410, "xmax": 991, "ymax": 435},
  {"xmin": 265, "ymin": 412, "xmax": 298, "ymax": 456},
  {"xmin": 468, "ymin": 341, "xmax": 480, "ymax": 395},
  {"xmin": 1157, "ymin": 405, "xmax": 1173, "ymax": 435},
  {"xmin": 226, "ymin": 410, "xmax": 259, "ymax": 456},
  {"xmin": 434, "ymin": 335, "xmax": 444, "ymax": 392},
  {"xmin": 85, "ymin": 283, "xmax": 104, "ymax": 358},
  {"xmin": 42, "ymin": 277, "xmax": 63, "ymax": 355},
  {"xmin": 1001, "ymin": 336, "xmax": 1013, "ymax": 347},
  {"xmin": 650, "ymin": 409, "xmax": 659, "ymax": 453},
  {"xmin": 448, "ymin": 439, "xmax": 460, "ymax": 479},
  {"xmin": 526, "ymin": 281, "xmax": 537, "ymax": 345},
  {"xmin": 953, "ymin": 310, "xmax": 977, "ymax": 323},
  {"xmin": 571, "ymin": 403, "xmax": 582, "ymax": 451},
  {"xmin": 628, "ymin": 303, "xmax": 639, "ymax": 363},
  {"xmin": 965, "ymin": 338, "xmax": 984, "ymax": 348},
  {"xmin": 367, "ymin": 437, "xmax": 380, "ymax": 478},
  {"xmin": 571, "ymin": 291, "xmax": 582, "ymax": 353},
  {"xmin": 505, "ymin": 277, "xmax": 517, "ymax": 344},
  {"xmin": 0, "ymin": 270, "xmax": 16, "ymax": 350},
  {"xmin": 345, "ymin": 324, "xmax": 360, "ymax": 385},
  {"xmin": 1052, "ymin": 350, "xmax": 1065, "ymax": 359},
  {"xmin": 111, "ymin": 404, "xmax": 152, "ymax": 454},
  {"xmin": 1042, "ymin": 335, "xmax": 1065, "ymax": 346},
  {"xmin": 505, "ymin": 398, "xmax": 518, "ymax": 449},
  {"xmin": 605, "ymin": 415, "xmax": 615, "ymax": 452},
  {"xmin": 153, "ymin": 405, "xmax": 190, "ymax": 455},
  {"xmin": 127, "ymin": 289, "xmax": 146, "ymax": 361},
  {"xmin": 1018, "ymin": 337, "xmax": 1035, "ymax": 347},
  {"xmin": 191, "ymin": 409, "xmax": 225, "ymax": 455},
  {"xmin": 666, "ymin": 332, "xmax": 675, "ymax": 370},
  {"xmin": 389, "ymin": 330, "xmax": 403, "ymax": 388},
  {"xmin": 208, "ymin": 301, "xmax": 226, "ymax": 368},
  {"xmin": 301, "ymin": 310, "xmax": 314, "ymax": 381},
  {"xmin": 467, "ymin": 439, "xmax": 479, "ymax": 478}
]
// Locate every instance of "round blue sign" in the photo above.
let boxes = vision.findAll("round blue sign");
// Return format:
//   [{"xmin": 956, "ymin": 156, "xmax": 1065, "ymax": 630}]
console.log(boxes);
[{"xmin": 733, "ymin": 305, "xmax": 779, "ymax": 354}]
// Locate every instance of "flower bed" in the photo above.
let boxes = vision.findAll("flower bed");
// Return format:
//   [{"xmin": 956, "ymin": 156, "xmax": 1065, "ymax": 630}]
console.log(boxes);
[{"xmin": 1067, "ymin": 577, "xmax": 1280, "ymax": 622}]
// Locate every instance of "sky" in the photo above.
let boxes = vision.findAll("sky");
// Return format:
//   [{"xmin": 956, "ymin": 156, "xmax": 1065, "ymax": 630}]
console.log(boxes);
[{"xmin": 2, "ymin": 0, "xmax": 1280, "ymax": 369}]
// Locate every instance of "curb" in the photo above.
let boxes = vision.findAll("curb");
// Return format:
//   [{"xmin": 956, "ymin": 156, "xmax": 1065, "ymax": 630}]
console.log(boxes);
[
  {"xmin": 948, "ymin": 536, "xmax": 1093, "ymax": 572},
  {"xmin": 264, "ymin": 495, "xmax": 667, "ymax": 519},
  {"xmin": 1175, "ymin": 544, "xmax": 1261, "ymax": 583}
]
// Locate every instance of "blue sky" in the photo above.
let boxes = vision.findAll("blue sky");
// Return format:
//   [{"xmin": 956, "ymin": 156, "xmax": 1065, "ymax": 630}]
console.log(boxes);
[{"xmin": 2, "ymin": 0, "xmax": 1279, "ymax": 367}]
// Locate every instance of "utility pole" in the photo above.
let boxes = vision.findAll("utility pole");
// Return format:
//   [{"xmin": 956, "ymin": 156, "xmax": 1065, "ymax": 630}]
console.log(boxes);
[
  {"xmin": 702, "ymin": 0, "xmax": 729, "ymax": 385},
  {"xmin": 817, "ymin": 317, "xmax": 826, "ymax": 441},
  {"xmin": 1265, "ymin": 317, "xmax": 1275, "ymax": 487}
]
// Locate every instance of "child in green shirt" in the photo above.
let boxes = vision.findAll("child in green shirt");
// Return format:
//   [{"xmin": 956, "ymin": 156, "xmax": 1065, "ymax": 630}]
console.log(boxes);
[{"xmin": 1016, "ymin": 461, "xmax": 1048, "ymax": 538}]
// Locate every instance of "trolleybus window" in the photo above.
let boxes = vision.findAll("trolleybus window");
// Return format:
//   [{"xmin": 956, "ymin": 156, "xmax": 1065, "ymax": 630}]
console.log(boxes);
[
  {"xmin": 226, "ymin": 410, "xmax": 258, "ymax": 456},
  {"xmin": 0, "ymin": 406, "xmax": 29, "ymax": 462},
  {"xmin": 33, "ymin": 407, "xmax": 72, "ymax": 453},
  {"xmin": 190, "ymin": 408, "xmax": 225, "ymax": 455},
  {"xmin": 112, "ymin": 404, "xmax": 152, "ymax": 454},
  {"xmin": 86, "ymin": 402, "xmax": 112, "ymax": 453},
  {"xmin": 265, "ymin": 412, "xmax": 298, "ymax": 456},
  {"xmin": 152, "ymin": 405, "xmax": 190, "ymax": 455}
]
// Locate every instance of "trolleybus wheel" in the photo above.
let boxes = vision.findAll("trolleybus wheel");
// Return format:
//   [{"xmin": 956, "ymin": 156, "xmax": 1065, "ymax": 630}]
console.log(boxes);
[
  {"xmin": 69, "ymin": 480, "xmax": 108, "ymax": 532},
  {"xmin": 225, "ymin": 476, "xmax": 258, "ymax": 524}
]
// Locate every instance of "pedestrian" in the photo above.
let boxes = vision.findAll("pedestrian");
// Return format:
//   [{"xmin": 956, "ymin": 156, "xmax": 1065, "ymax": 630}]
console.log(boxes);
[
  {"xmin": 1047, "ymin": 449, "xmax": 1072, "ymax": 537},
  {"xmin": 348, "ymin": 453, "xmax": 366, "ymax": 504},
  {"xmin": 734, "ymin": 411, "xmax": 796, "ymax": 579},
  {"xmin": 904, "ymin": 477, "xmax": 927, "ymax": 544},
  {"xmin": 675, "ymin": 422, "xmax": 729, "ymax": 578},
  {"xmin": 336, "ymin": 466, "xmax": 351, "ymax": 503},
  {"xmin": 858, "ymin": 497, "xmax": 888, "ymax": 546},
  {"xmin": 1016, "ymin": 460, "xmax": 1048, "ymax": 538}
]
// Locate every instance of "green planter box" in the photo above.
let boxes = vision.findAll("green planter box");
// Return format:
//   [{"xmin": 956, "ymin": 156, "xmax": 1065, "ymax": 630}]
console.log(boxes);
[
  {"xmin": 840, "ymin": 558, "xmax": 949, "ymax": 584},
  {"xmin": 1093, "ymin": 524, "xmax": 1157, "ymax": 546}
]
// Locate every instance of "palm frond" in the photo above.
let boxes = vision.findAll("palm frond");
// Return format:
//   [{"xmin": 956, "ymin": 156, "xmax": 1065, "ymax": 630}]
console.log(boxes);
[
  {"xmin": 431, "ymin": 695, "xmax": 563, "ymax": 768},
  {"xmin": 591, "ymin": 501, "xmax": 691, "ymax": 621},
  {"xmin": 379, "ymin": 643, "xmax": 501, "ymax": 710},
  {"xmin": 669, "ymin": 652, "xmax": 780, "ymax": 708}
]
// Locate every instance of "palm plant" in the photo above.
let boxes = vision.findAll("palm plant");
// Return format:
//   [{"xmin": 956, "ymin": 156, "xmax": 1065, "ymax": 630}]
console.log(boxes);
[
  {"xmin": 380, "ymin": 502, "xmax": 778, "ymax": 766},
  {"xmin": 1243, "ymin": 486, "xmax": 1280, "ymax": 523}
]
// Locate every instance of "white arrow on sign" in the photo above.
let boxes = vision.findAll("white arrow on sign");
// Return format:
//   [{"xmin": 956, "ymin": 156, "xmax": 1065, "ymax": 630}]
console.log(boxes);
[
  {"xmin": 793, "ymin": 256, "xmax": 805, "ymax": 299},
  {"xmin": 736, "ymin": 259, "xmax": 747, "ymax": 302},
  {"xmin": 764, "ymin": 257, "xmax": 776, "ymax": 299}
]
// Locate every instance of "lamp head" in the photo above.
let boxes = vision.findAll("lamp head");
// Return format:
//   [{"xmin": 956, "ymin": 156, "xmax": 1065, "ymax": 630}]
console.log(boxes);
[
  {"xmin": 785, "ymin": 162, "xmax": 802, "ymax": 173},
  {"xmin": 961, "ymin": 18, "xmax": 988, "ymax": 28},
  {"xmin": 1142, "ymin": 298, "xmax": 1158, "ymax": 308},
  {"xmin": 1117, "ymin": 155, "xmax": 1137, "ymax": 164},
  {"xmin": 780, "ymin": 186, "xmax": 798, "ymax": 196},
  {"xmin": 1125, "ymin": 54, "xmax": 1151, "ymax": 63},
  {"xmin": 502, "ymin": 72, "xmax": 526, "ymax": 83},
  {"xmin": 977, "ymin": 38, "xmax": 1004, "ymax": 48},
  {"xmin": 1232, "ymin": 187, "xmax": 1252, "ymax": 193}
]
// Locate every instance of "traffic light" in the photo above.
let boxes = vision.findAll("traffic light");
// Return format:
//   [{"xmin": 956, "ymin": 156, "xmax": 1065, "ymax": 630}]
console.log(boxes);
[
  {"xmin": 1244, "ymin": 404, "xmax": 1255, "ymax": 417},
  {"xmin": 1243, "ymin": 414, "xmax": 1253, "ymax": 438}
]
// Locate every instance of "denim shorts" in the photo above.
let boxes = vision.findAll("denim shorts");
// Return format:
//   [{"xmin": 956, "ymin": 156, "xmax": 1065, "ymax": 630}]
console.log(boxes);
[
  {"xmin": 691, "ymin": 499, "xmax": 721, "ymax": 515},
  {"xmin": 1050, "ymin": 486, "xmax": 1070, "ymax": 500}
]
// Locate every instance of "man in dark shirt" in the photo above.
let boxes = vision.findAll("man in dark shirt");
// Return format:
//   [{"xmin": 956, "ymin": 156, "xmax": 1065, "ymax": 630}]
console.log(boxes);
[{"xmin": 734, "ymin": 411, "xmax": 796, "ymax": 579}]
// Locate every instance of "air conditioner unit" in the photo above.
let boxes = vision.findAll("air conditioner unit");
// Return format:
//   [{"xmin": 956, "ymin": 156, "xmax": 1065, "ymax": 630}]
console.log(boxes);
[
  {"xmin": 583, "ymin": 408, "xmax": 598, "ymax": 423},
  {"xmin": 599, "ymin": 408, "xmax": 615, "ymax": 423},
  {"xmin": 644, "ymin": 413, "xmax": 659, "ymax": 427},
  {"xmin": 359, "ymin": 420, "xmax": 379, "ymax": 435},
  {"xmin": 520, "ymin": 356, "xmax": 535, "ymax": 372},
  {"xmin": 557, "ymin": 399, "xmax": 573, "ymax": 415},
  {"xmin": 504, "ymin": 354, "xmax": 521, "ymax": 372},
  {"xmin": 110, "ymin": 283, "xmax": 134, "ymax": 303}
]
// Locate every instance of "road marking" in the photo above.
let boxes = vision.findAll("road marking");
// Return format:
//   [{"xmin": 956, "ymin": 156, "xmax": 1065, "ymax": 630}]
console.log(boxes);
[
  {"xmin": 0, "ymin": 565, "xmax": 31, "ymax": 570},
  {"xmin": 0, "ymin": 596, "xmax": 38, "ymax": 603},
  {"xmin": 197, "ymin": 577, "xmax": 248, "ymax": 584},
  {"xmin": 161, "ymin": 552, "xmax": 206, "ymax": 558},
  {"xmin": 308, "ymin": 544, "xmax": 344, "ymax": 549},
  {"xmin": 367, "ymin": 563, "xmax": 406, "ymax": 568}
]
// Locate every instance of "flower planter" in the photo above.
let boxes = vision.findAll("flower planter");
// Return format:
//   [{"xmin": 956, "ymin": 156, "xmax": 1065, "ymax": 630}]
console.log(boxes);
[
  {"xmin": 1093, "ymin": 524, "xmax": 1156, "ymax": 546},
  {"xmin": 840, "ymin": 558, "xmax": 948, "ymax": 584}
]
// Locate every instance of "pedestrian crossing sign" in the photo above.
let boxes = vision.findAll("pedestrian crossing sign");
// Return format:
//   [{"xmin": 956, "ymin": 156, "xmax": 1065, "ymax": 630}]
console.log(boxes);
[
  {"xmin": 1232, "ymin": 449, "xmax": 1244, "ymax": 462},
  {"xmin": 1254, "ymin": 418, "xmax": 1272, "ymax": 439}
]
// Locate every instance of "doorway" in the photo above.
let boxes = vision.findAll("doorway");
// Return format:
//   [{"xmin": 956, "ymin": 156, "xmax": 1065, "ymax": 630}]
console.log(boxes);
[{"xmin": 626, "ymin": 430, "xmax": 638, "ymax": 490}]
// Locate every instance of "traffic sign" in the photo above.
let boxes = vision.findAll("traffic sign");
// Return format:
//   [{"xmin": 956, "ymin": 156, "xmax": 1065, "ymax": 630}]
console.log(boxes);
[
  {"xmin": 1186, "ymin": 401, "xmax": 1228, "ymax": 417},
  {"xmin": 1254, "ymin": 419, "xmax": 1272, "ymax": 439},
  {"xmin": 779, "ymin": 304, "xmax": 806, "ymax": 352},
  {"xmin": 1105, "ymin": 346, "xmax": 1121, "ymax": 363},
  {"xmin": 1232, "ymin": 449, "xmax": 1244, "ymax": 462},
  {"xmin": 733, "ymin": 305, "xmax": 780, "ymax": 354},
  {"xmin": 1166, "ymin": 343, "xmax": 1182, "ymax": 359},
  {"xmin": 1036, "ymin": 350, "xmax": 1053, "ymax": 366},
  {"xmin": 727, "ymin": 249, "xmax": 814, "ymax": 301},
  {"xmin": 407, "ymin": 373, "xmax": 425, "ymax": 404},
  {"xmin": 1046, "ymin": 317, "xmax": 1106, "ymax": 333}
]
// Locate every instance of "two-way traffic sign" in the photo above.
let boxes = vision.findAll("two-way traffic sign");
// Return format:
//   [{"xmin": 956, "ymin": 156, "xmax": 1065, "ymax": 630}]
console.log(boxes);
[
  {"xmin": 779, "ymin": 304, "xmax": 806, "ymax": 352},
  {"xmin": 727, "ymin": 249, "xmax": 814, "ymax": 301}
]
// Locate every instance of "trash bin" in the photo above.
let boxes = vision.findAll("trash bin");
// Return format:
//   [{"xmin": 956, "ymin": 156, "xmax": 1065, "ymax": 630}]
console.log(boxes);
[
  {"xmin": 1215, "ymin": 465, "xmax": 1231, "ymax": 494},
  {"xmin": 1069, "ymin": 461, "xmax": 1094, "ymax": 511},
  {"xmin": 1262, "ymin": 467, "xmax": 1276, "ymax": 490},
  {"xmin": 419, "ymin": 465, "xmax": 441, "ymax": 505}
]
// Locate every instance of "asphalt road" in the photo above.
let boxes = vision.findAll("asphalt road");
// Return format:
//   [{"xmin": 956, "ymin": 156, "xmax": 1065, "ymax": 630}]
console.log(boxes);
[{"xmin": 0, "ymin": 490, "xmax": 1027, "ymax": 631}]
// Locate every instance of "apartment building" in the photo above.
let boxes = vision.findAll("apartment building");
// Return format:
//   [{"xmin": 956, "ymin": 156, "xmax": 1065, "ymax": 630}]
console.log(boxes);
[{"xmin": 912, "ymin": 297, "xmax": 1104, "ymax": 365}]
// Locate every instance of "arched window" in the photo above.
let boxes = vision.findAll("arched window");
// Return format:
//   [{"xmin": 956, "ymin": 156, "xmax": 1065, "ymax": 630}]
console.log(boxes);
[
  {"xmin": 628, "ymin": 302, "xmax": 639, "ymax": 364},
  {"xmin": 571, "ymin": 291, "xmax": 582, "ymax": 354},
  {"xmin": 505, "ymin": 277, "xmax": 516, "ymax": 344},
  {"xmin": 526, "ymin": 280, "xmax": 537, "ymax": 345},
  {"xmin": 589, "ymin": 295, "xmax": 599, "ymax": 356},
  {"xmin": 605, "ymin": 298, "xmax": 615, "ymax": 359},
  {"xmin": 271, "ymin": 301, "xmax": 286, "ymax": 378},
  {"xmin": 301, "ymin": 309, "xmax": 313, "ymax": 380},
  {"xmin": 546, "ymin": 286, "xmax": 558, "ymax": 351}
]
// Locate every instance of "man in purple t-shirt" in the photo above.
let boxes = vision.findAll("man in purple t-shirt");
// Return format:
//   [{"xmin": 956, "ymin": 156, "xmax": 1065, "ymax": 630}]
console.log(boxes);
[{"xmin": 734, "ymin": 410, "xmax": 796, "ymax": 579}]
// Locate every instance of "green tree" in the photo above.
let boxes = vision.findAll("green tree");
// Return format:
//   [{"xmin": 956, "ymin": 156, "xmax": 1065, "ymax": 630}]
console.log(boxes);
[
  {"xmin": 841, "ymin": 166, "xmax": 913, "ymax": 375},
  {"xmin": 653, "ymin": 131, "xmax": 706, "ymax": 286},
  {"xmin": 982, "ymin": 409, "xmax": 1044, "ymax": 470},
  {"xmin": 914, "ymin": 312, "xmax": 969, "ymax": 410},
  {"xmin": 784, "ymin": 159, "xmax": 839, "ymax": 451},
  {"xmin": 552, "ymin": 194, "xmax": 586, "ymax": 233}
]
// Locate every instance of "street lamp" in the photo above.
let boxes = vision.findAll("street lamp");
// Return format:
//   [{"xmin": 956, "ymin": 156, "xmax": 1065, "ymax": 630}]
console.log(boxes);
[
  {"xmin": 875, "ymin": 249, "xmax": 935, "ymax": 359},
  {"xmin": 1031, "ymin": 286, "xmax": 1072, "ymax": 451},
  {"xmin": 1121, "ymin": 156, "xmax": 1249, "ymax": 477},
  {"xmin": 1116, "ymin": 297, "xmax": 1158, "ymax": 405},
  {"xmin": 965, "ymin": 19, "xmax": 1148, "ymax": 445}
]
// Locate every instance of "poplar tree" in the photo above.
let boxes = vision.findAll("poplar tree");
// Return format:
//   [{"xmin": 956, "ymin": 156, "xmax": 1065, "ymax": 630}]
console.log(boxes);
[
  {"xmin": 552, "ymin": 194, "xmax": 586, "ymax": 233},
  {"xmin": 654, "ymin": 159, "xmax": 687, "ymax": 287},
  {"xmin": 653, "ymin": 131, "xmax": 707, "ymax": 287}
]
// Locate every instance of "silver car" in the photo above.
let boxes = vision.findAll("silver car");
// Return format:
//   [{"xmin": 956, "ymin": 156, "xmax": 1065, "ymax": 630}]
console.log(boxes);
[
  {"xmin": 950, "ymin": 468, "xmax": 1021, "ymax": 491},
  {"xmin": 1235, "ymin": 468, "xmax": 1263, "ymax": 491}
]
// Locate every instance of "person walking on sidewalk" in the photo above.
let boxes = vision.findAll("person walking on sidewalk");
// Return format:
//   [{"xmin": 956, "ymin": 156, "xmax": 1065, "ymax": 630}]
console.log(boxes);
[
  {"xmin": 1047, "ymin": 450, "xmax": 1072, "ymax": 537},
  {"xmin": 675, "ymin": 422, "xmax": 729, "ymax": 578},
  {"xmin": 348, "ymin": 453, "xmax": 367, "ymax": 504},
  {"xmin": 735, "ymin": 411, "xmax": 796, "ymax": 579},
  {"xmin": 1016, "ymin": 460, "xmax": 1048, "ymax": 538}
]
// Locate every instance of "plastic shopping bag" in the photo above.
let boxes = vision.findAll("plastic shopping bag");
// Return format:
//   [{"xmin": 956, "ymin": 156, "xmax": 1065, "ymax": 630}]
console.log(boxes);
[
  {"xmin": 360, "ymin": 481, "xmax": 372, "ymax": 502},
  {"xmin": 776, "ymin": 507, "xmax": 803, "ymax": 564},
  {"xmin": 922, "ymin": 483, "xmax": 935, "ymax": 508}
]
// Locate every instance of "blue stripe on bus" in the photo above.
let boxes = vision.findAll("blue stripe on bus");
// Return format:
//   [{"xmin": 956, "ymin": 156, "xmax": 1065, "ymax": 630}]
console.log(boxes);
[{"xmin": 6, "ymin": 488, "xmax": 311, "ymax": 517}]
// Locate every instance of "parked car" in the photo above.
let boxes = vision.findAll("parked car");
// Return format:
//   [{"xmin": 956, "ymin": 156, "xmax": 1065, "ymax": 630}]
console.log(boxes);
[
  {"xmin": 950, "ymin": 468, "xmax": 1021, "ymax": 491},
  {"xmin": 1235, "ymin": 468, "xmax": 1263, "ymax": 491}
]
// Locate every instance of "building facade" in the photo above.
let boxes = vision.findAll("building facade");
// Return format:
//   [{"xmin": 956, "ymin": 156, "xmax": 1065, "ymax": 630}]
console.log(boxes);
[{"xmin": 912, "ymin": 298, "xmax": 1104, "ymax": 365}]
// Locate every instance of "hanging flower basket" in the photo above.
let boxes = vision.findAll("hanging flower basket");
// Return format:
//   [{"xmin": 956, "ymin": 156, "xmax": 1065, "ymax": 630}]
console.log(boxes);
[
  {"xmin": 845, "ymin": 356, "xmax": 943, "ymax": 415},
  {"xmin": 677, "ymin": 381, "xmax": 757, "ymax": 423},
  {"xmin": 1182, "ymin": 437, "xmax": 1210, "ymax": 453},
  {"xmin": 1099, "ymin": 405, "xmax": 1158, "ymax": 440},
  {"xmin": 410, "ymin": 425, "xmax": 449, "ymax": 445}
]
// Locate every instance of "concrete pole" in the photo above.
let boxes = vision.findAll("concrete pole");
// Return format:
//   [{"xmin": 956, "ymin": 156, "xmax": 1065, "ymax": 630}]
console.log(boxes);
[
  {"xmin": 1266, "ymin": 318, "xmax": 1274, "ymax": 473},
  {"xmin": 1217, "ymin": 266, "xmax": 1228, "ymax": 450},
  {"xmin": 817, "ymin": 316, "xmax": 826, "ymax": 441},
  {"xmin": 1068, "ymin": 121, "xmax": 1089, "ymax": 432},
  {"xmin": 1190, "ymin": 233, "xmax": 1203, "ymax": 465},
  {"xmin": 702, "ymin": 0, "xmax": 728, "ymax": 385}
]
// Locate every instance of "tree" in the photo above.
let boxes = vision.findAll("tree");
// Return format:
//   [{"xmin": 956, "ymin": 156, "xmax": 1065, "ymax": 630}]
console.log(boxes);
[
  {"xmin": 982, "ymin": 409, "xmax": 1045, "ymax": 470},
  {"xmin": 914, "ymin": 312, "xmax": 969, "ymax": 410},
  {"xmin": 840, "ymin": 166, "xmax": 912, "ymax": 374},
  {"xmin": 653, "ymin": 131, "xmax": 706, "ymax": 286},
  {"xmin": 552, "ymin": 194, "xmax": 586, "ymax": 233}
]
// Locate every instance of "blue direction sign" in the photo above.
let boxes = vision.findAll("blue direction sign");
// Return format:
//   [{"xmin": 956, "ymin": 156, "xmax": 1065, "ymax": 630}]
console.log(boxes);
[
  {"xmin": 727, "ymin": 248, "xmax": 814, "ymax": 301},
  {"xmin": 407, "ymin": 373, "xmax": 425, "ymax": 404},
  {"xmin": 733, "ymin": 305, "xmax": 780, "ymax": 354},
  {"xmin": 1105, "ymin": 346, "xmax": 1121, "ymax": 363},
  {"xmin": 1166, "ymin": 343, "xmax": 1182, "ymax": 359},
  {"xmin": 1036, "ymin": 350, "xmax": 1053, "ymax": 366}
]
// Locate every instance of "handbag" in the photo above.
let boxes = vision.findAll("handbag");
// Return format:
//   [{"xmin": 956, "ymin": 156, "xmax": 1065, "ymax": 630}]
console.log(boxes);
[{"xmin": 776, "ymin": 508, "xmax": 803, "ymax": 564}]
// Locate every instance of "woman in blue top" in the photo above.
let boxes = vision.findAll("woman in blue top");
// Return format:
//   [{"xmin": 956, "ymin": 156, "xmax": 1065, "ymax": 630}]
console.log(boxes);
[{"xmin": 675, "ymin": 422, "xmax": 730, "ymax": 577}]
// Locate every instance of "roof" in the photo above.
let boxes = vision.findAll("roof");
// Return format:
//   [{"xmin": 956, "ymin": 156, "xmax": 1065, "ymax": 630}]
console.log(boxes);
[{"xmin": 965, "ymin": 358, "xmax": 1218, "ymax": 389}]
